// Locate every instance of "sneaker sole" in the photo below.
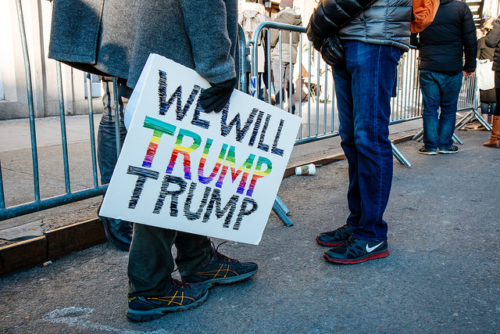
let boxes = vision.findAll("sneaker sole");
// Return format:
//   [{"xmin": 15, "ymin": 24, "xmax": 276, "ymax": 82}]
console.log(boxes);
[
  {"xmin": 323, "ymin": 249, "xmax": 390, "ymax": 264},
  {"xmin": 418, "ymin": 151, "xmax": 437, "ymax": 155},
  {"xmin": 202, "ymin": 269, "xmax": 258, "ymax": 288},
  {"xmin": 127, "ymin": 290, "xmax": 209, "ymax": 322},
  {"xmin": 316, "ymin": 236, "xmax": 347, "ymax": 247},
  {"xmin": 438, "ymin": 150, "xmax": 458, "ymax": 154}
]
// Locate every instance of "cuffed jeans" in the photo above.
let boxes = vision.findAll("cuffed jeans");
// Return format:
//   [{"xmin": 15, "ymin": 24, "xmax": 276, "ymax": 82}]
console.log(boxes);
[
  {"xmin": 419, "ymin": 70, "xmax": 463, "ymax": 150},
  {"xmin": 333, "ymin": 41, "xmax": 401, "ymax": 242}
]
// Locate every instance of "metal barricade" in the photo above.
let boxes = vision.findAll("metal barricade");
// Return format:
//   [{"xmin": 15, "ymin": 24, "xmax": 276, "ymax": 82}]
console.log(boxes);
[
  {"xmin": 0, "ymin": 3, "xmax": 294, "ymax": 228},
  {"xmin": 247, "ymin": 22, "xmax": 425, "ymax": 167},
  {"xmin": 0, "ymin": 0, "xmax": 108, "ymax": 220}
]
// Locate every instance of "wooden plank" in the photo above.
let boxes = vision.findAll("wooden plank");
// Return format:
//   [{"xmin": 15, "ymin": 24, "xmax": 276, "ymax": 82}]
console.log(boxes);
[
  {"xmin": 0, "ymin": 236, "xmax": 47, "ymax": 276},
  {"xmin": 46, "ymin": 218, "xmax": 106, "ymax": 259}
]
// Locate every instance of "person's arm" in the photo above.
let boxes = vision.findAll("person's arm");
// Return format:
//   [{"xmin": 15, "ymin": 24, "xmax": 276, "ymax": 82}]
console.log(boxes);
[
  {"xmin": 461, "ymin": 3, "xmax": 477, "ymax": 74},
  {"xmin": 178, "ymin": 0, "xmax": 236, "ymax": 84},
  {"xmin": 178, "ymin": 1, "xmax": 237, "ymax": 112},
  {"xmin": 485, "ymin": 17, "xmax": 500, "ymax": 49},
  {"xmin": 306, "ymin": 0, "xmax": 378, "ymax": 51}
]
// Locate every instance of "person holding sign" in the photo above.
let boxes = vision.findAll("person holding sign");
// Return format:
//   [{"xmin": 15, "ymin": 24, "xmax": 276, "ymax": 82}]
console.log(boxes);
[
  {"xmin": 306, "ymin": 0, "xmax": 411, "ymax": 264},
  {"xmin": 49, "ymin": 0, "xmax": 258, "ymax": 322}
]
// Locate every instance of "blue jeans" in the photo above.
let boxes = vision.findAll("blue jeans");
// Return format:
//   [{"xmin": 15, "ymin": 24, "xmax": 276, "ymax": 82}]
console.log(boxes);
[
  {"xmin": 419, "ymin": 70, "xmax": 463, "ymax": 150},
  {"xmin": 333, "ymin": 41, "xmax": 401, "ymax": 242},
  {"xmin": 97, "ymin": 79, "xmax": 132, "ymax": 184},
  {"xmin": 480, "ymin": 102, "xmax": 496, "ymax": 115}
]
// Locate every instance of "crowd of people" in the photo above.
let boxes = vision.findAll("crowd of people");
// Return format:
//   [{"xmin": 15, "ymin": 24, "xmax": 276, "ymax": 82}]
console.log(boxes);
[{"xmin": 47, "ymin": 0, "xmax": 500, "ymax": 323}]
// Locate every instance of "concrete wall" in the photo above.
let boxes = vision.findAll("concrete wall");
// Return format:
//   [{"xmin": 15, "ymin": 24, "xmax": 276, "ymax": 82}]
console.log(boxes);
[{"xmin": 0, "ymin": 0, "xmax": 102, "ymax": 121}]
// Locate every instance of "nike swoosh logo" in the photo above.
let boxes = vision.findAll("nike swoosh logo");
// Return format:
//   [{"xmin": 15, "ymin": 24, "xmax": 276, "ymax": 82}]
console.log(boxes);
[{"xmin": 366, "ymin": 242, "xmax": 384, "ymax": 253}]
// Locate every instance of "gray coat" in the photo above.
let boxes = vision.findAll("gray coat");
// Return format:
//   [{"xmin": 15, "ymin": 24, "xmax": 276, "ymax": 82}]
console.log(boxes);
[{"xmin": 48, "ymin": 0, "xmax": 238, "ymax": 88}]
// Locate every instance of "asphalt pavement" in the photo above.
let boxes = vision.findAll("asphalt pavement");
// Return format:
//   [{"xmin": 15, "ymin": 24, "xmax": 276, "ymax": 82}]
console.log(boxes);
[{"xmin": 0, "ymin": 127, "xmax": 498, "ymax": 333}]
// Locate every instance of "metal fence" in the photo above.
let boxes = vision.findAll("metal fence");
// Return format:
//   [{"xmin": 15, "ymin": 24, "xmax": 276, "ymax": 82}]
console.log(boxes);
[
  {"xmin": 245, "ymin": 22, "xmax": 424, "ymax": 166},
  {"xmin": 0, "ymin": 8, "xmax": 482, "ymax": 223}
]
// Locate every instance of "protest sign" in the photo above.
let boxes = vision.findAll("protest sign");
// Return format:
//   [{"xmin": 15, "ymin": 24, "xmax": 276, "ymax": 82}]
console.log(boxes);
[{"xmin": 99, "ymin": 54, "xmax": 301, "ymax": 245}]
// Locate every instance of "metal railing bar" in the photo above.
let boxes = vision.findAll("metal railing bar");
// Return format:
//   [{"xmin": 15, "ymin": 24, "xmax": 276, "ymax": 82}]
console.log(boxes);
[
  {"xmin": 56, "ymin": 62, "xmax": 71, "ymax": 194},
  {"xmin": 15, "ymin": 0, "xmax": 40, "ymax": 202}
]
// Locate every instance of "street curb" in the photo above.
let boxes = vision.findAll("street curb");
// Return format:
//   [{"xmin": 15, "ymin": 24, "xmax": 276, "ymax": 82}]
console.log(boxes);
[
  {"xmin": 0, "ymin": 219, "xmax": 106, "ymax": 276},
  {"xmin": 0, "ymin": 134, "xmax": 415, "ymax": 276}
]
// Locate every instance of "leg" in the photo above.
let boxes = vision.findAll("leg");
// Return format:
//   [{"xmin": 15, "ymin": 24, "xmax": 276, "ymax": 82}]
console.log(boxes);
[
  {"xmin": 333, "ymin": 62, "xmax": 362, "ymax": 228},
  {"xmin": 127, "ymin": 224, "xmax": 209, "ymax": 322},
  {"xmin": 323, "ymin": 42, "xmax": 400, "ymax": 264},
  {"xmin": 437, "ymin": 72, "xmax": 462, "ymax": 150},
  {"xmin": 128, "ymin": 224, "xmax": 177, "ymax": 297},
  {"xmin": 419, "ymin": 70, "xmax": 441, "ymax": 151},
  {"xmin": 97, "ymin": 78, "xmax": 133, "ymax": 250},
  {"xmin": 346, "ymin": 42, "xmax": 400, "ymax": 242},
  {"xmin": 483, "ymin": 72, "xmax": 500, "ymax": 147}
]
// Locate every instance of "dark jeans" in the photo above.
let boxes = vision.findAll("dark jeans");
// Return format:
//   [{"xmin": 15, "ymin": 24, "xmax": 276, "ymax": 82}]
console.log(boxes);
[
  {"xmin": 97, "ymin": 79, "xmax": 131, "ymax": 184},
  {"xmin": 128, "ymin": 224, "xmax": 211, "ymax": 296},
  {"xmin": 480, "ymin": 102, "xmax": 496, "ymax": 115},
  {"xmin": 419, "ymin": 70, "xmax": 462, "ymax": 150},
  {"xmin": 333, "ymin": 41, "xmax": 401, "ymax": 242}
]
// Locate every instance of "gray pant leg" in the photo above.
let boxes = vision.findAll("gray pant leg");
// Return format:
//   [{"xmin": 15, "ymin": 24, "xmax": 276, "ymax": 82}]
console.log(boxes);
[{"xmin": 128, "ymin": 224, "xmax": 211, "ymax": 296}]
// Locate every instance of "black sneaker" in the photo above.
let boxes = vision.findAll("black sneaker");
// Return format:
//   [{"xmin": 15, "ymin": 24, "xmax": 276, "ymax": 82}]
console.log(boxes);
[
  {"xmin": 418, "ymin": 146, "xmax": 437, "ymax": 155},
  {"xmin": 127, "ymin": 279, "xmax": 208, "ymax": 322},
  {"xmin": 439, "ymin": 145, "xmax": 459, "ymax": 154},
  {"xmin": 323, "ymin": 237, "xmax": 389, "ymax": 264},
  {"xmin": 316, "ymin": 224, "xmax": 355, "ymax": 247},
  {"xmin": 182, "ymin": 246, "xmax": 258, "ymax": 287}
]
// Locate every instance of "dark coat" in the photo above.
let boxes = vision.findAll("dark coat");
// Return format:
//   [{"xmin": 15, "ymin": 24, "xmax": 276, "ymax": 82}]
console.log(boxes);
[
  {"xmin": 477, "ymin": 37, "xmax": 496, "ymax": 102},
  {"xmin": 49, "ymin": 0, "xmax": 239, "ymax": 88},
  {"xmin": 415, "ymin": 0, "xmax": 477, "ymax": 74},
  {"xmin": 485, "ymin": 16, "xmax": 500, "ymax": 72},
  {"xmin": 308, "ymin": 0, "xmax": 411, "ymax": 51}
]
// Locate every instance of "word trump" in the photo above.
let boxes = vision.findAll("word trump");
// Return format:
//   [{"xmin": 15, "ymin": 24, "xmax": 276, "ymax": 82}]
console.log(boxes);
[{"xmin": 140, "ymin": 116, "xmax": 272, "ymax": 197}]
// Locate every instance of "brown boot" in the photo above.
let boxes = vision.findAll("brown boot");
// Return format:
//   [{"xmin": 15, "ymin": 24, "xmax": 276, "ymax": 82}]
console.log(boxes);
[{"xmin": 483, "ymin": 116, "xmax": 500, "ymax": 148}]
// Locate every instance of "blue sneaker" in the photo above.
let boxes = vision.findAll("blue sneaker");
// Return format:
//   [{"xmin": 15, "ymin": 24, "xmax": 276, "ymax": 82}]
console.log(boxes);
[
  {"xmin": 324, "ymin": 237, "xmax": 389, "ymax": 264},
  {"xmin": 438, "ymin": 145, "xmax": 459, "ymax": 154},
  {"xmin": 418, "ymin": 146, "xmax": 437, "ymax": 155},
  {"xmin": 316, "ymin": 224, "xmax": 355, "ymax": 247},
  {"xmin": 127, "ymin": 279, "xmax": 208, "ymax": 322},
  {"xmin": 182, "ymin": 246, "xmax": 258, "ymax": 287}
]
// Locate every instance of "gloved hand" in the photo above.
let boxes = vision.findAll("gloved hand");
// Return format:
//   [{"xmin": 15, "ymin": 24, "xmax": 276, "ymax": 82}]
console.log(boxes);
[
  {"xmin": 320, "ymin": 35, "xmax": 345, "ymax": 66},
  {"xmin": 306, "ymin": 20, "xmax": 324, "ymax": 52},
  {"xmin": 198, "ymin": 78, "xmax": 236, "ymax": 113}
]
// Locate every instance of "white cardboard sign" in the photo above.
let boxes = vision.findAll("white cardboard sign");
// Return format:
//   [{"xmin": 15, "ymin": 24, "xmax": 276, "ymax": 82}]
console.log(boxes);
[{"xmin": 99, "ymin": 54, "xmax": 301, "ymax": 245}]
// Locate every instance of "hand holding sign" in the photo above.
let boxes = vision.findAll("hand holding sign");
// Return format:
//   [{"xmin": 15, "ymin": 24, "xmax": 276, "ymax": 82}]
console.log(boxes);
[{"xmin": 198, "ymin": 78, "xmax": 237, "ymax": 113}]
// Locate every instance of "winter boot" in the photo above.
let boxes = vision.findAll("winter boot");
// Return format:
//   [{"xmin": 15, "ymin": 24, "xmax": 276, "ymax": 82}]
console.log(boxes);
[{"xmin": 483, "ymin": 116, "xmax": 500, "ymax": 148}]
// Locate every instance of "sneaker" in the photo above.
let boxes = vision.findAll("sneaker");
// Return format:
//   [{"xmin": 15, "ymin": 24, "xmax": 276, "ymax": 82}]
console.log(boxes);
[
  {"xmin": 316, "ymin": 224, "xmax": 355, "ymax": 247},
  {"xmin": 438, "ymin": 145, "xmax": 459, "ymax": 154},
  {"xmin": 182, "ymin": 246, "xmax": 258, "ymax": 287},
  {"xmin": 127, "ymin": 279, "xmax": 208, "ymax": 322},
  {"xmin": 418, "ymin": 146, "xmax": 437, "ymax": 155},
  {"xmin": 323, "ymin": 237, "xmax": 390, "ymax": 264}
]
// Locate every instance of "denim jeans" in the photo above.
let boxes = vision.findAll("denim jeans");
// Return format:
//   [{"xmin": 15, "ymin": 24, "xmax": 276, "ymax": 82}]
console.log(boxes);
[
  {"xmin": 97, "ymin": 79, "xmax": 131, "ymax": 184},
  {"xmin": 333, "ymin": 41, "xmax": 401, "ymax": 242},
  {"xmin": 419, "ymin": 70, "xmax": 463, "ymax": 150},
  {"xmin": 480, "ymin": 102, "xmax": 496, "ymax": 115}
]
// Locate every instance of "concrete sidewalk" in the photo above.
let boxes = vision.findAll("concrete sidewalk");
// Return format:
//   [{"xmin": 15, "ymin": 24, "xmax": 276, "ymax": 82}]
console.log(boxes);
[{"xmin": 0, "ymin": 129, "xmax": 498, "ymax": 333}]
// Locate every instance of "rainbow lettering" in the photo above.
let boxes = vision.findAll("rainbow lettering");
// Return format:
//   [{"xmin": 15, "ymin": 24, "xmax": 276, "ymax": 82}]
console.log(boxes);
[{"xmin": 166, "ymin": 129, "xmax": 201, "ymax": 180}]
